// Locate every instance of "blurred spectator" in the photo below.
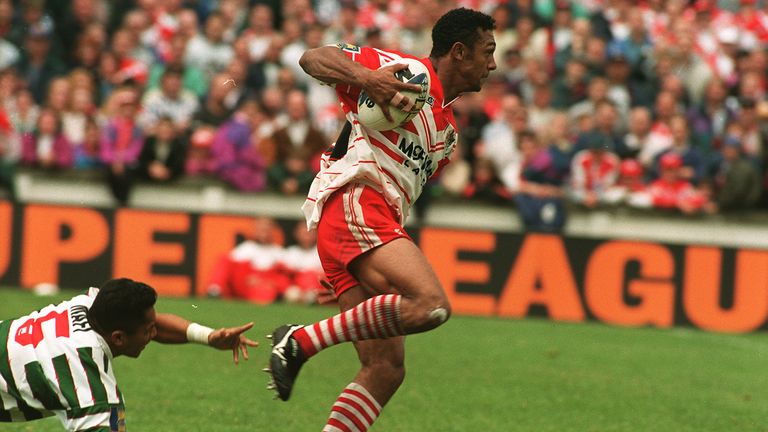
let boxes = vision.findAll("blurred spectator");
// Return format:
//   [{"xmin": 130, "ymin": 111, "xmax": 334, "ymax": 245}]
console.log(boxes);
[
  {"xmin": 735, "ymin": 97, "xmax": 766, "ymax": 168},
  {"xmin": 281, "ymin": 221, "xmax": 324, "ymax": 305},
  {"xmin": 551, "ymin": 57, "xmax": 589, "ymax": 109},
  {"xmin": 357, "ymin": 0, "xmax": 403, "ymax": 38},
  {"xmin": 650, "ymin": 115, "xmax": 707, "ymax": 185},
  {"xmin": 176, "ymin": 7, "xmax": 200, "ymax": 43},
  {"xmin": 553, "ymin": 17, "xmax": 592, "ymax": 73},
  {"xmin": 709, "ymin": 135, "xmax": 762, "ymax": 212},
  {"xmin": 637, "ymin": 91, "xmax": 678, "ymax": 168},
  {"xmin": 73, "ymin": 117, "xmax": 101, "ymax": 169},
  {"xmin": 20, "ymin": 109, "xmax": 73, "ymax": 170},
  {"xmin": 100, "ymin": 89, "xmax": 144, "ymax": 206},
  {"xmin": 606, "ymin": 158, "xmax": 647, "ymax": 206},
  {"xmin": 194, "ymin": 73, "xmax": 239, "ymax": 128},
  {"xmin": 206, "ymin": 216, "xmax": 290, "ymax": 304},
  {"xmin": 542, "ymin": 112, "xmax": 575, "ymax": 176},
  {"xmin": 137, "ymin": 116, "xmax": 186, "ymax": 183},
  {"xmin": 322, "ymin": 1, "xmax": 365, "ymax": 47},
  {"xmin": 572, "ymin": 101, "xmax": 629, "ymax": 157},
  {"xmin": 184, "ymin": 11, "xmax": 234, "ymax": 80},
  {"xmin": 139, "ymin": 65, "xmax": 199, "ymax": 134},
  {"xmin": 56, "ymin": 0, "xmax": 105, "ymax": 67},
  {"xmin": 0, "ymin": 107, "xmax": 19, "ymax": 199},
  {"xmin": 438, "ymin": 142, "xmax": 471, "ymax": 197},
  {"xmin": 0, "ymin": 0, "xmax": 18, "ymax": 46},
  {"xmin": 639, "ymin": 152, "xmax": 710, "ymax": 215},
  {"xmin": 452, "ymin": 93, "xmax": 490, "ymax": 167},
  {"xmin": 518, "ymin": 58, "xmax": 550, "ymax": 105},
  {"xmin": 241, "ymin": 3, "xmax": 277, "ymax": 63},
  {"xmin": 185, "ymin": 125, "xmax": 217, "ymax": 176},
  {"xmin": 263, "ymin": 90, "xmax": 326, "ymax": 195},
  {"xmin": 388, "ymin": 1, "xmax": 431, "ymax": 57},
  {"xmin": 216, "ymin": 0, "xmax": 246, "ymax": 44},
  {"xmin": 279, "ymin": 18, "xmax": 311, "ymax": 84},
  {"xmin": 257, "ymin": 87, "xmax": 285, "ymax": 138},
  {"xmin": 687, "ymin": 78, "xmax": 735, "ymax": 154},
  {"xmin": 210, "ymin": 99, "xmax": 268, "ymax": 192},
  {"xmin": 623, "ymin": 106, "xmax": 653, "ymax": 160},
  {"xmin": 147, "ymin": 34, "xmax": 208, "ymax": 98},
  {"xmin": 61, "ymin": 87, "xmax": 95, "ymax": 147},
  {"xmin": 568, "ymin": 76, "xmax": 610, "ymax": 124},
  {"xmin": 7, "ymin": 88, "xmax": 39, "ymax": 135},
  {"xmin": 110, "ymin": 28, "xmax": 149, "ymax": 85},
  {"xmin": 16, "ymin": 20, "xmax": 66, "ymax": 104},
  {"xmin": 669, "ymin": 19, "xmax": 713, "ymax": 106},
  {"xmin": 0, "ymin": 68, "xmax": 18, "ymax": 111},
  {"xmin": 528, "ymin": 85, "xmax": 557, "ymax": 133},
  {"xmin": 509, "ymin": 14, "xmax": 539, "ymax": 62},
  {"xmin": 498, "ymin": 48, "xmax": 526, "ymax": 93},
  {"xmin": 0, "ymin": 34, "xmax": 18, "ymax": 70},
  {"xmin": 610, "ymin": 7, "xmax": 652, "ymax": 72},
  {"xmin": 461, "ymin": 157, "xmax": 510, "ymax": 203},
  {"xmin": 569, "ymin": 132, "xmax": 621, "ymax": 209},
  {"xmin": 512, "ymin": 130, "xmax": 567, "ymax": 232},
  {"xmin": 604, "ymin": 48, "xmax": 632, "ymax": 118},
  {"xmin": 95, "ymin": 51, "xmax": 121, "ymax": 102},
  {"xmin": 478, "ymin": 94, "xmax": 525, "ymax": 193},
  {"xmin": 45, "ymin": 77, "xmax": 71, "ymax": 114}
]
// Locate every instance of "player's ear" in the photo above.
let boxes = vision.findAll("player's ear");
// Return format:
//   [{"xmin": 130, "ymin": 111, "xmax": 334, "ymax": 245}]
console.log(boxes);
[
  {"xmin": 110, "ymin": 330, "xmax": 127, "ymax": 348},
  {"xmin": 451, "ymin": 42, "xmax": 466, "ymax": 61}
]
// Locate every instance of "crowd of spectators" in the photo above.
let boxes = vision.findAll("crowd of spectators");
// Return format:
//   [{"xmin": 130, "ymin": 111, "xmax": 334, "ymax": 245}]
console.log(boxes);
[
  {"xmin": 0, "ymin": 0, "xmax": 766, "ymax": 231},
  {"xmin": 206, "ymin": 216, "xmax": 326, "ymax": 305}
]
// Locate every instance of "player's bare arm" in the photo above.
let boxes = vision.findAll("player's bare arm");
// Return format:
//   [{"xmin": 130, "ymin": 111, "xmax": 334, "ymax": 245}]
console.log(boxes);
[
  {"xmin": 299, "ymin": 45, "xmax": 422, "ymax": 121},
  {"xmin": 154, "ymin": 313, "xmax": 258, "ymax": 364}
]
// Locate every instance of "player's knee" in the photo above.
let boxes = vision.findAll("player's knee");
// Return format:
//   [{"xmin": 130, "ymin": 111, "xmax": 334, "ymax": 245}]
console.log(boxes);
[
  {"xmin": 417, "ymin": 295, "xmax": 452, "ymax": 329},
  {"xmin": 427, "ymin": 302, "xmax": 452, "ymax": 327}
]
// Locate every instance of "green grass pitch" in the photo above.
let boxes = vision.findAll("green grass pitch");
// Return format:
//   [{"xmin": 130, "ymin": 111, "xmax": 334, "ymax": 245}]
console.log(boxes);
[{"xmin": 1, "ymin": 288, "xmax": 766, "ymax": 431}]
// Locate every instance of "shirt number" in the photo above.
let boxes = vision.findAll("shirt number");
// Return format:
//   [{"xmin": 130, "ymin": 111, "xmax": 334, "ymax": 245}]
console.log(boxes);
[{"xmin": 14, "ymin": 310, "xmax": 70, "ymax": 347}]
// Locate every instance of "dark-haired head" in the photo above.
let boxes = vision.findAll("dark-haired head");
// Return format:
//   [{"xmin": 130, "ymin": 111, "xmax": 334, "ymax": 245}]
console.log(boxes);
[
  {"xmin": 88, "ymin": 278, "xmax": 158, "ymax": 357},
  {"xmin": 430, "ymin": 8, "xmax": 496, "ymax": 58}
]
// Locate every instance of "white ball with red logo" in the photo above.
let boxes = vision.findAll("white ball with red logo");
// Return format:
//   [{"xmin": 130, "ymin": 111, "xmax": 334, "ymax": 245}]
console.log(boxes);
[{"xmin": 356, "ymin": 58, "xmax": 430, "ymax": 131}]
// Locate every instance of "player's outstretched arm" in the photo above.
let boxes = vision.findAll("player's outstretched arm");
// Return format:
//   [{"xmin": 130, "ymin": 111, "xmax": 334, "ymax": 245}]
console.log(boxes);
[
  {"xmin": 154, "ymin": 313, "xmax": 258, "ymax": 364},
  {"xmin": 299, "ymin": 45, "xmax": 423, "ymax": 121}
]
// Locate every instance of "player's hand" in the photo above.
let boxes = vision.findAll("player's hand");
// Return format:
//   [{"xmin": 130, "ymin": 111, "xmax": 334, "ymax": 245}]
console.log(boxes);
[
  {"xmin": 363, "ymin": 62, "xmax": 424, "ymax": 122},
  {"xmin": 208, "ymin": 322, "xmax": 259, "ymax": 365}
]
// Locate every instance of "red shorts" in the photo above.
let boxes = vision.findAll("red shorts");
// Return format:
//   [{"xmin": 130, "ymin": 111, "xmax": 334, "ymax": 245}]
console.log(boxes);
[{"xmin": 316, "ymin": 183, "xmax": 411, "ymax": 296}]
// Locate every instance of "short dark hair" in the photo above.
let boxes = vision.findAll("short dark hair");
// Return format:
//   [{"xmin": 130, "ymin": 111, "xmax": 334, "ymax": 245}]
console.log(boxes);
[
  {"xmin": 430, "ymin": 8, "xmax": 495, "ymax": 58},
  {"xmin": 163, "ymin": 65, "xmax": 185, "ymax": 79},
  {"xmin": 88, "ymin": 278, "xmax": 157, "ymax": 335}
]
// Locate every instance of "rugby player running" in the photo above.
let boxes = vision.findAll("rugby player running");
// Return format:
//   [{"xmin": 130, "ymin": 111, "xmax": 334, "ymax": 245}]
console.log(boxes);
[{"xmin": 267, "ymin": 8, "xmax": 496, "ymax": 432}]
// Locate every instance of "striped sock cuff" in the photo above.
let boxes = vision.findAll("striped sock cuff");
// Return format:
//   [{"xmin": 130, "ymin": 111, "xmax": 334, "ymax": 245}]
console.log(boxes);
[
  {"xmin": 294, "ymin": 294, "xmax": 404, "ymax": 358},
  {"xmin": 323, "ymin": 383, "xmax": 382, "ymax": 432}
]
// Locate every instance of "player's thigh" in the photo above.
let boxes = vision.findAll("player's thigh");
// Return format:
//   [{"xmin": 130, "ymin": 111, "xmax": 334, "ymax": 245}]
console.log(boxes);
[{"xmin": 348, "ymin": 237, "xmax": 445, "ymax": 302}]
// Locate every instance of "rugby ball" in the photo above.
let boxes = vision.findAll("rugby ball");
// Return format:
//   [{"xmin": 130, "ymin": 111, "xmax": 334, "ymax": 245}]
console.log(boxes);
[{"xmin": 357, "ymin": 58, "xmax": 430, "ymax": 131}]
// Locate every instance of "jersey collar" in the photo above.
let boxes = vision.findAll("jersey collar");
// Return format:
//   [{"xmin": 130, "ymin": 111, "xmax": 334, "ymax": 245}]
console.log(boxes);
[{"xmin": 423, "ymin": 58, "xmax": 459, "ymax": 109}]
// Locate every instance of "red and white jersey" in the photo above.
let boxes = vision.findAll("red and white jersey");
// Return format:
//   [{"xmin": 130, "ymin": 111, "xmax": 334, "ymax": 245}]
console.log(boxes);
[
  {"xmin": 570, "ymin": 149, "xmax": 621, "ymax": 194},
  {"xmin": 302, "ymin": 44, "xmax": 459, "ymax": 228}
]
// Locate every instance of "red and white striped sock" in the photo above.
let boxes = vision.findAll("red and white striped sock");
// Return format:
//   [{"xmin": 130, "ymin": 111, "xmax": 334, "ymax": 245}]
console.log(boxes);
[
  {"xmin": 293, "ymin": 294, "xmax": 403, "ymax": 358},
  {"xmin": 323, "ymin": 383, "xmax": 382, "ymax": 432}
]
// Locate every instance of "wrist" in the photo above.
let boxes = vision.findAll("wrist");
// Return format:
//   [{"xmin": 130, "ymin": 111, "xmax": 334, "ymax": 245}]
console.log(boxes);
[
  {"xmin": 352, "ymin": 65, "xmax": 374, "ymax": 91},
  {"xmin": 186, "ymin": 323, "xmax": 214, "ymax": 345}
]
